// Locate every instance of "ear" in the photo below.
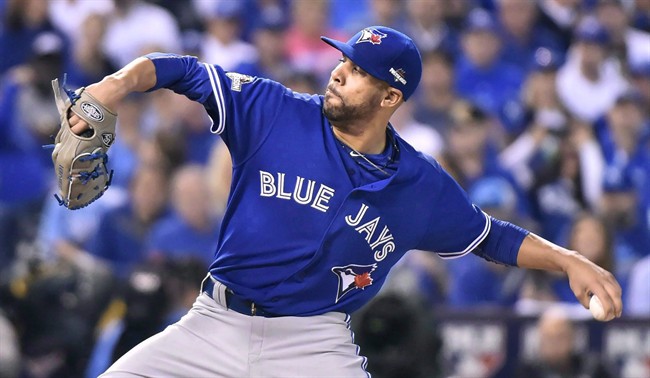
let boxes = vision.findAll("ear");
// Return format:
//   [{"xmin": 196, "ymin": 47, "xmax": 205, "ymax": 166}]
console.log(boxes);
[{"xmin": 381, "ymin": 88, "xmax": 403, "ymax": 108}]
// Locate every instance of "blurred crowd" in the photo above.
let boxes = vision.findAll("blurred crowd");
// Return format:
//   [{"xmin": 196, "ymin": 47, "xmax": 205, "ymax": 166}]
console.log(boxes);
[{"xmin": 0, "ymin": 0, "xmax": 648, "ymax": 377}]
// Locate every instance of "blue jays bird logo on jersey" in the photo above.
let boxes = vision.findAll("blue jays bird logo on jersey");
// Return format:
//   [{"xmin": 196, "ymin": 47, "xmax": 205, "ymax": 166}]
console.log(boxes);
[
  {"xmin": 356, "ymin": 28, "xmax": 387, "ymax": 45},
  {"xmin": 332, "ymin": 263, "xmax": 377, "ymax": 303}
]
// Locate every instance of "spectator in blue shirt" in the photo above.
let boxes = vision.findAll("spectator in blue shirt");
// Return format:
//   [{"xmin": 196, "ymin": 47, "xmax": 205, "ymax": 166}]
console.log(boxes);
[
  {"xmin": 595, "ymin": 92, "xmax": 650, "ymax": 279},
  {"xmin": 496, "ymin": 0, "xmax": 564, "ymax": 72},
  {"xmin": 90, "ymin": 163, "xmax": 170, "ymax": 279},
  {"xmin": 454, "ymin": 8, "xmax": 526, "ymax": 136},
  {"xmin": 0, "ymin": 31, "xmax": 65, "ymax": 265},
  {"xmin": 234, "ymin": 9, "xmax": 291, "ymax": 82},
  {"xmin": 413, "ymin": 49, "xmax": 459, "ymax": 135},
  {"xmin": 440, "ymin": 100, "xmax": 530, "ymax": 218},
  {"xmin": 147, "ymin": 164, "xmax": 221, "ymax": 267},
  {"xmin": 441, "ymin": 102, "xmax": 530, "ymax": 308},
  {"xmin": 0, "ymin": 0, "xmax": 68, "ymax": 74}
]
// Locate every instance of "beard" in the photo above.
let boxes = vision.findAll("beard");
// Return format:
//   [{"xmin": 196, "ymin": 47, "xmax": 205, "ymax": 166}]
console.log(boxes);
[{"xmin": 323, "ymin": 90, "xmax": 381, "ymax": 130}]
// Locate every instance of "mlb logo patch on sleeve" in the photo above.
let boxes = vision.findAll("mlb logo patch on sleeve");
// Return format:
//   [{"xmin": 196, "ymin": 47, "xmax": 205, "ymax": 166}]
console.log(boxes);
[{"xmin": 226, "ymin": 72, "xmax": 255, "ymax": 92}]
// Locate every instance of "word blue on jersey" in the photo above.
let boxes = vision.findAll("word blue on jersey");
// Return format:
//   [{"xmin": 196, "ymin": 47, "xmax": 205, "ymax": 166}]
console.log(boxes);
[{"xmin": 146, "ymin": 53, "xmax": 528, "ymax": 316}]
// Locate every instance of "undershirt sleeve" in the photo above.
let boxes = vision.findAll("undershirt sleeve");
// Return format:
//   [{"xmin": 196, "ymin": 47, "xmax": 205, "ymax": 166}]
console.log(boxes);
[{"xmin": 472, "ymin": 216, "xmax": 529, "ymax": 266}]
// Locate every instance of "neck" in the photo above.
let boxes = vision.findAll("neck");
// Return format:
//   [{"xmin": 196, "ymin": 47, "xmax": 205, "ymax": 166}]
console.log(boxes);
[
  {"xmin": 331, "ymin": 122, "xmax": 388, "ymax": 154},
  {"xmin": 581, "ymin": 63, "xmax": 600, "ymax": 82}
]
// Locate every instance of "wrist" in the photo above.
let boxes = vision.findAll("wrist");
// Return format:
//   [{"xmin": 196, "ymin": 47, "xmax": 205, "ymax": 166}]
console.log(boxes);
[
  {"xmin": 93, "ymin": 57, "xmax": 156, "ymax": 109},
  {"xmin": 559, "ymin": 250, "xmax": 587, "ymax": 273},
  {"xmin": 96, "ymin": 75, "xmax": 128, "ymax": 110}
]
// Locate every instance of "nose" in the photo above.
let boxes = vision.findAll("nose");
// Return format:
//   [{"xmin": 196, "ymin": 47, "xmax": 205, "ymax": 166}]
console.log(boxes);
[{"xmin": 330, "ymin": 62, "xmax": 345, "ymax": 86}]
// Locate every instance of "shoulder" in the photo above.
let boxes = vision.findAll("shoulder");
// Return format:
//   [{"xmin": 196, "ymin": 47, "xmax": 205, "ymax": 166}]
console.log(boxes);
[
  {"xmin": 395, "ymin": 136, "xmax": 449, "ymax": 186},
  {"xmin": 282, "ymin": 90, "xmax": 323, "ymax": 108}
]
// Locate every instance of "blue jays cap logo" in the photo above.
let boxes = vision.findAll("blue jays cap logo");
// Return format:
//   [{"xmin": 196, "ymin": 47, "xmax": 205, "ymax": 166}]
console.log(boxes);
[
  {"xmin": 356, "ymin": 28, "xmax": 387, "ymax": 45},
  {"xmin": 331, "ymin": 263, "xmax": 377, "ymax": 303}
]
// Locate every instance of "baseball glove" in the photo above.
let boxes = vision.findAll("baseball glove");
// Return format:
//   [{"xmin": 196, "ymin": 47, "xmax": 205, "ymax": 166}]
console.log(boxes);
[{"xmin": 49, "ymin": 78, "xmax": 117, "ymax": 210}]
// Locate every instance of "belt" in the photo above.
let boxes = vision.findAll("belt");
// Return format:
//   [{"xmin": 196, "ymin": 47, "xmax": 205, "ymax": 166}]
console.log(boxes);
[{"xmin": 202, "ymin": 275, "xmax": 280, "ymax": 318}]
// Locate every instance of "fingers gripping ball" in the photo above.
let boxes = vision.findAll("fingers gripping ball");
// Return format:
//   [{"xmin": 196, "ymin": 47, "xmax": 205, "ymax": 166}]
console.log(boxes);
[
  {"xmin": 589, "ymin": 295, "xmax": 608, "ymax": 321},
  {"xmin": 49, "ymin": 78, "xmax": 117, "ymax": 210}
]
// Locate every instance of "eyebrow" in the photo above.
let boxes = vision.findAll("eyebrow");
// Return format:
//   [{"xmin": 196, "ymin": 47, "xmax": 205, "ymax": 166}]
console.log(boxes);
[{"xmin": 341, "ymin": 55, "xmax": 368, "ymax": 76}]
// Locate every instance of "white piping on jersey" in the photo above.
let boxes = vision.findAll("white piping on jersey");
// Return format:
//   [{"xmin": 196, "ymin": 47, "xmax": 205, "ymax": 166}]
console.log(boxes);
[
  {"xmin": 203, "ymin": 63, "xmax": 226, "ymax": 134},
  {"xmin": 436, "ymin": 209, "xmax": 492, "ymax": 259}
]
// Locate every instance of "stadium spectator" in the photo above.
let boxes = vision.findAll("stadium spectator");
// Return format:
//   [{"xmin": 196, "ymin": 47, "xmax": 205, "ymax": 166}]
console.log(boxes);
[
  {"xmin": 102, "ymin": 0, "xmax": 181, "ymax": 68},
  {"xmin": 285, "ymin": 0, "xmax": 346, "ymax": 84},
  {"xmin": 234, "ymin": 11, "xmax": 291, "ymax": 82},
  {"xmin": 530, "ymin": 121, "xmax": 604, "ymax": 244},
  {"xmin": 595, "ymin": 92, "xmax": 650, "ymax": 278},
  {"xmin": 47, "ymin": 0, "xmax": 113, "ymax": 44},
  {"xmin": 536, "ymin": 0, "xmax": 583, "ymax": 52},
  {"xmin": 104, "ymin": 93, "xmax": 147, "ymax": 189},
  {"xmin": 496, "ymin": 0, "xmax": 564, "ymax": 72},
  {"xmin": 498, "ymin": 47, "xmax": 569, "ymax": 191},
  {"xmin": 443, "ymin": 0, "xmax": 473, "ymax": 31},
  {"xmin": 0, "ymin": 0, "xmax": 66, "ymax": 74},
  {"xmin": 516, "ymin": 306, "xmax": 615, "ymax": 377},
  {"xmin": 568, "ymin": 213, "xmax": 614, "ymax": 272},
  {"xmin": 37, "ymin": 186, "xmax": 126, "ymax": 264},
  {"xmin": 404, "ymin": 0, "xmax": 458, "ymax": 56},
  {"xmin": 454, "ymin": 8, "xmax": 526, "ymax": 135},
  {"xmin": 138, "ymin": 89, "xmax": 216, "ymax": 166},
  {"xmin": 556, "ymin": 17, "xmax": 629, "ymax": 123},
  {"xmin": 198, "ymin": 0, "xmax": 257, "ymax": 71},
  {"xmin": 66, "ymin": 13, "xmax": 118, "ymax": 87},
  {"xmin": 389, "ymin": 100, "xmax": 443, "ymax": 159},
  {"xmin": 89, "ymin": 164, "xmax": 170, "ymax": 279},
  {"xmin": 147, "ymin": 164, "xmax": 220, "ymax": 267},
  {"xmin": 0, "ymin": 32, "xmax": 65, "ymax": 266},
  {"xmin": 595, "ymin": 0, "xmax": 650, "ymax": 70},
  {"xmin": 516, "ymin": 213, "xmax": 614, "ymax": 315},
  {"xmin": 413, "ymin": 50, "xmax": 458, "ymax": 134},
  {"xmin": 439, "ymin": 100, "xmax": 528, "ymax": 216}
]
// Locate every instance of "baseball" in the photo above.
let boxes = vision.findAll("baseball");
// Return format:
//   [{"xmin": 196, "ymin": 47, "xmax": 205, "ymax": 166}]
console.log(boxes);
[{"xmin": 589, "ymin": 295, "xmax": 607, "ymax": 321}]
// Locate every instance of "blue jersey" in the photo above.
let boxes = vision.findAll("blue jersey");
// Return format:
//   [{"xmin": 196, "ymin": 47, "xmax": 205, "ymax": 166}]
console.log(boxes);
[{"xmin": 147, "ymin": 53, "xmax": 527, "ymax": 316}]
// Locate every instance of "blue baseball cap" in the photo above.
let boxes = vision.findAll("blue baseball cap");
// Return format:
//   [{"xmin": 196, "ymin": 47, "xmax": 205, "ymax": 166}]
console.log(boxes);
[
  {"xmin": 574, "ymin": 18, "xmax": 609, "ymax": 45},
  {"xmin": 321, "ymin": 26, "xmax": 422, "ymax": 101},
  {"xmin": 464, "ymin": 8, "xmax": 498, "ymax": 34}
]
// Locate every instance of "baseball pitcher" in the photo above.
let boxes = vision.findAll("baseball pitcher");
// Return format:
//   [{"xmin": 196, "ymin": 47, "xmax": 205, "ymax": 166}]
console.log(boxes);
[{"xmin": 53, "ymin": 26, "xmax": 622, "ymax": 377}]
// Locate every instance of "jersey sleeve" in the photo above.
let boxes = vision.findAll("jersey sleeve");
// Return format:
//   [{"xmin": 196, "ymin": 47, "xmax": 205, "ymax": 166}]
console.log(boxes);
[
  {"xmin": 417, "ymin": 167, "xmax": 491, "ymax": 259},
  {"xmin": 146, "ymin": 52, "xmax": 286, "ymax": 163}
]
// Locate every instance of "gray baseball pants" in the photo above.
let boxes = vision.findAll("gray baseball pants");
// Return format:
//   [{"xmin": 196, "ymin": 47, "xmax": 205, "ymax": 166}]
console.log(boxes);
[{"xmin": 100, "ymin": 278, "xmax": 370, "ymax": 377}]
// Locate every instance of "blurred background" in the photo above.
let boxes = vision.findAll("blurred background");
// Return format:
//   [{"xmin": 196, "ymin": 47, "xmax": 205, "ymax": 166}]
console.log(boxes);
[{"xmin": 0, "ymin": 0, "xmax": 648, "ymax": 377}]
